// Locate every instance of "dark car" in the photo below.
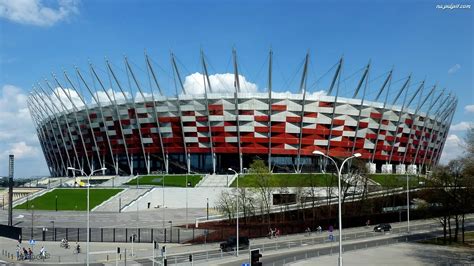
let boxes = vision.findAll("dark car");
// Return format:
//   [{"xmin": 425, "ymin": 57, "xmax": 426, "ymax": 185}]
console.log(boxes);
[
  {"xmin": 373, "ymin": 223, "xmax": 392, "ymax": 232},
  {"xmin": 220, "ymin": 236, "xmax": 249, "ymax": 252}
]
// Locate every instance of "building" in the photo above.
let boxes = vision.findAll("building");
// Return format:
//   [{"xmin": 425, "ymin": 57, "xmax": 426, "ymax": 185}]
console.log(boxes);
[{"xmin": 27, "ymin": 51, "xmax": 456, "ymax": 177}]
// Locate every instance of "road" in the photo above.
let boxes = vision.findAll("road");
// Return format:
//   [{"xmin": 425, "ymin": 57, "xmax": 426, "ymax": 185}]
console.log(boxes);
[
  {"xmin": 130, "ymin": 216, "xmax": 473, "ymax": 266},
  {"xmin": 0, "ymin": 208, "xmax": 206, "ymax": 229}
]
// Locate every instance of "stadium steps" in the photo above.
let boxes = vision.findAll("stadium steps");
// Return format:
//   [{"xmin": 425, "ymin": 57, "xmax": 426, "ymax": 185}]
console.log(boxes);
[
  {"xmin": 196, "ymin": 174, "xmax": 234, "ymax": 187},
  {"xmin": 120, "ymin": 187, "xmax": 154, "ymax": 212},
  {"xmin": 11, "ymin": 187, "xmax": 52, "ymax": 208},
  {"xmin": 98, "ymin": 175, "xmax": 136, "ymax": 187},
  {"xmin": 92, "ymin": 188, "xmax": 150, "ymax": 212}
]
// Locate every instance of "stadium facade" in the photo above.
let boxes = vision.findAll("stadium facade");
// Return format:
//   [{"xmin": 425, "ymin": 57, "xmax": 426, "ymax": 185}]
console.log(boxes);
[{"xmin": 27, "ymin": 51, "xmax": 457, "ymax": 177}]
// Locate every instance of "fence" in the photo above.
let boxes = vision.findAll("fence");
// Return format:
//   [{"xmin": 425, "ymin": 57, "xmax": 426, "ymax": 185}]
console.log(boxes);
[
  {"xmin": 0, "ymin": 224, "xmax": 21, "ymax": 241},
  {"xmin": 21, "ymin": 226, "xmax": 208, "ymax": 244}
]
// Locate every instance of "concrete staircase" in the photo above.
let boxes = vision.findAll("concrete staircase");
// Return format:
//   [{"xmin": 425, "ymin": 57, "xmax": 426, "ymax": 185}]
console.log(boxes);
[
  {"xmin": 92, "ymin": 188, "xmax": 150, "ymax": 212},
  {"xmin": 196, "ymin": 174, "xmax": 235, "ymax": 187}
]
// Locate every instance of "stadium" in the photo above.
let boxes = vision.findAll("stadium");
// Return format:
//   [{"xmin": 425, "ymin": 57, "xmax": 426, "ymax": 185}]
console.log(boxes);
[{"xmin": 27, "ymin": 51, "xmax": 456, "ymax": 177}]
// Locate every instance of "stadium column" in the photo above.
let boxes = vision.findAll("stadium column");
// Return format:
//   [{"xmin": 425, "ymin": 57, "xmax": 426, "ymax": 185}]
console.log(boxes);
[
  {"xmin": 386, "ymin": 76, "xmax": 415, "ymax": 166},
  {"xmin": 76, "ymin": 64, "xmax": 120, "ymax": 175},
  {"xmin": 325, "ymin": 58, "xmax": 343, "ymax": 170},
  {"xmin": 370, "ymin": 69, "xmax": 392, "ymax": 164},
  {"xmin": 412, "ymin": 89, "xmax": 446, "ymax": 171},
  {"xmin": 420, "ymin": 96, "xmax": 455, "ymax": 171},
  {"xmin": 103, "ymin": 61, "xmax": 137, "ymax": 174},
  {"xmin": 296, "ymin": 52, "xmax": 309, "ymax": 173},
  {"xmin": 50, "ymin": 76, "xmax": 94, "ymax": 173},
  {"xmin": 28, "ymin": 94, "xmax": 65, "ymax": 176},
  {"xmin": 400, "ymin": 85, "xmax": 437, "ymax": 171},
  {"xmin": 201, "ymin": 50, "xmax": 216, "ymax": 174},
  {"xmin": 126, "ymin": 57, "xmax": 157, "ymax": 174},
  {"xmin": 232, "ymin": 48, "xmax": 243, "ymax": 173},
  {"xmin": 145, "ymin": 52, "xmax": 168, "ymax": 174},
  {"xmin": 349, "ymin": 61, "xmax": 370, "ymax": 161},
  {"xmin": 31, "ymin": 87, "xmax": 73, "ymax": 175},
  {"xmin": 27, "ymin": 98, "xmax": 58, "ymax": 176},
  {"xmin": 267, "ymin": 49, "xmax": 273, "ymax": 172},
  {"xmin": 171, "ymin": 52, "xmax": 191, "ymax": 173},
  {"xmin": 433, "ymin": 100, "xmax": 457, "ymax": 167},
  {"xmin": 64, "ymin": 71, "xmax": 111, "ymax": 174},
  {"xmin": 39, "ymin": 82, "xmax": 82, "ymax": 173}
]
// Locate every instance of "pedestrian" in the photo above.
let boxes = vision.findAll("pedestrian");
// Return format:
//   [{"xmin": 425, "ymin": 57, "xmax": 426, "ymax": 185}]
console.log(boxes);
[
  {"xmin": 275, "ymin": 228, "xmax": 280, "ymax": 238},
  {"xmin": 28, "ymin": 248, "xmax": 33, "ymax": 260},
  {"xmin": 328, "ymin": 225, "xmax": 334, "ymax": 233},
  {"xmin": 15, "ymin": 245, "xmax": 20, "ymax": 260},
  {"xmin": 366, "ymin": 219, "xmax": 370, "ymax": 227},
  {"xmin": 317, "ymin": 225, "xmax": 322, "ymax": 234},
  {"xmin": 22, "ymin": 247, "xmax": 28, "ymax": 260}
]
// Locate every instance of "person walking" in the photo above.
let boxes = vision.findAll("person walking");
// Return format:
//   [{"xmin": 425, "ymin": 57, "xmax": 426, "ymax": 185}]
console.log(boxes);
[
  {"xmin": 15, "ymin": 245, "xmax": 20, "ymax": 260},
  {"xmin": 28, "ymin": 248, "xmax": 33, "ymax": 260}
]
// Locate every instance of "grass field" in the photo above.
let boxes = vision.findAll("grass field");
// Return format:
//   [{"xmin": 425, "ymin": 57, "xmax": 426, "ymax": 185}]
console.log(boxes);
[
  {"xmin": 230, "ymin": 173, "xmax": 336, "ymax": 187},
  {"xmin": 369, "ymin": 174, "xmax": 426, "ymax": 188},
  {"xmin": 126, "ymin": 174, "xmax": 203, "ymax": 187},
  {"xmin": 14, "ymin": 188, "xmax": 122, "ymax": 211}
]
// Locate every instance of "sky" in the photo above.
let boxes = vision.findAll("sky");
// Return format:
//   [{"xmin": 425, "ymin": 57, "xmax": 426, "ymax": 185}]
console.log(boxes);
[{"xmin": 0, "ymin": 0, "xmax": 472, "ymax": 178}]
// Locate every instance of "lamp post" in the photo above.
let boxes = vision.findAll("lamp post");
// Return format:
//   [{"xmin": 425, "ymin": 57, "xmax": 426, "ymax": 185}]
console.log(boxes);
[
  {"xmin": 406, "ymin": 171, "xmax": 410, "ymax": 234},
  {"xmin": 67, "ymin": 166, "xmax": 107, "ymax": 266},
  {"xmin": 168, "ymin": 221, "xmax": 173, "ymax": 242},
  {"xmin": 206, "ymin": 197, "xmax": 209, "ymax": 220},
  {"xmin": 313, "ymin": 151, "xmax": 361, "ymax": 266},
  {"xmin": 227, "ymin": 168, "xmax": 239, "ymax": 256},
  {"xmin": 30, "ymin": 204, "xmax": 34, "ymax": 239},
  {"xmin": 55, "ymin": 195, "xmax": 58, "ymax": 212},
  {"xmin": 162, "ymin": 172, "xmax": 165, "ymax": 228}
]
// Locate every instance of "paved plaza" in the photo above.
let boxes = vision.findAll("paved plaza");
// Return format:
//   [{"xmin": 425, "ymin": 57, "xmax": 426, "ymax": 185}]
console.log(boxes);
[{"xmin": 290, "ymin": 242, "xmax": 473, "ymax": 265}]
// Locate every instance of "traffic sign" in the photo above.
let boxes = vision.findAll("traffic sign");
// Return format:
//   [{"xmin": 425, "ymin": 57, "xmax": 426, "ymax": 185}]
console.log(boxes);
[
  {"xmin": 242, "ymin": 263, "xmax": 250, "ymax": 266},
  {"xmin": 29, "ymin": 239, "xmax": 36, "ymax": 245}
]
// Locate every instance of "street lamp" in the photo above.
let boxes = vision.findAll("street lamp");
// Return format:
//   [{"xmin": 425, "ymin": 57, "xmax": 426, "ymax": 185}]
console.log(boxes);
[
  {"xmin": 67, "ymin": 166, "xmax": 107, "ymax": 266},
  {"xmin": 313, "ymin": 150, "xmax": 361, "ymax": 266},
  {"xmin": 227, "ymin": 167, "xmax": 239, "ymax": 257},
  {"xmin": 55, "ymin": 195, "xmax": 58, "ymax": 212},
  {"xmin": 406, "ymin": 171, "xmax": 410, "ymax": 234}
]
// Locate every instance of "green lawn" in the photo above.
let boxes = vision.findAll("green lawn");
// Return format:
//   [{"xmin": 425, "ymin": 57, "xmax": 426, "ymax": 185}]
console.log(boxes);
[
  {"xmin": 126, "ymin": 174, "xmax": 203, "ymax": 187},
  {"xmin": 14, "ymin": 188, "xmax": 122, "ymax": 211},
  {"xmin": 230, "ymin": 173, "xmax": 336, "ymax": 187},
  {"xmin": 369, "ymin": 174, "xmax": 426, "ymax": 188}
]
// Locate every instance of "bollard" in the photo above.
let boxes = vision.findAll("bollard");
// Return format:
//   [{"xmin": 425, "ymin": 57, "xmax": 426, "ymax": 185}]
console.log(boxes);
[{"xmin": 107, "ymin": 255, "xmax": 109, "ymax": 261}]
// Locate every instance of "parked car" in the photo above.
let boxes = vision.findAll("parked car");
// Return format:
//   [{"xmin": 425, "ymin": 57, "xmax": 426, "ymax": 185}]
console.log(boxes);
[
  {"xmin": 220, "ymin": 236, "xmax": 249, "ymax": 252},
  {"xmin": 373, "ymin": 223, "xmax": 392, "ymax": 232}
]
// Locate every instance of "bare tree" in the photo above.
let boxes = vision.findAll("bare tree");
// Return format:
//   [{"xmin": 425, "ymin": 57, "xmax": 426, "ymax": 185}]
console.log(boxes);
[
  {"xmin": 249, "ymin": 159, "xmax": 273, "ymax": 226},
  {"xmin": 216, "ymin": 190, "xmax": 236, "ymax": 222}
]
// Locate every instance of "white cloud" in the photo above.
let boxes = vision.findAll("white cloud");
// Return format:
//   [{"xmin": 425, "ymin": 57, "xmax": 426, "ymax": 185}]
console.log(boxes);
[
  {"xmin": 439, "ymin": 134, "xmax": 466, "ymax": 164},
  {"xmin": 0, "ymin": 84, "xmax": 48, "ymax": 177},
  {"xmin": 464, "ymin": 104, "xmax": 474, "ymax": 113},
  {"xmin": 449, "ymin": 121, "xmax": 473, "ymax": 131},
  {"xmin": 447, "ymin": 64, "xmax": 461, "ymax": 74},
  {"xmin": 0, "ymin": 0, "xmax": 79, "ymax": 27},
  {"xmin": 93, "ymin": 89, "xmax": 130, "ymax": 104},
  {"xmin": 1, "ymin": 141, "xmax": 40, "ymax": 159},
  {"xmin": 183, "ymin": 72, "xmax": 258, "ymax": 95}
]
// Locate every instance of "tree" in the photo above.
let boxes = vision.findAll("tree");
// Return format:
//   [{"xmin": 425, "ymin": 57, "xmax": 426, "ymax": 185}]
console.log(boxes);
[
  {"xmin": 249, "ymin": 159, "xmax": 273, "ymax": 226},
  {"xmin": 216, "ymin": 190, "xmax": 236, "ymax": 222}
]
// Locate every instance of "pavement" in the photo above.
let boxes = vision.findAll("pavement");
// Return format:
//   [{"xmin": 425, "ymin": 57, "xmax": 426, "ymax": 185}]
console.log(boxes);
[{"xmin": 290, "ymin": 242, "xmax": 474, "ymax": 265}]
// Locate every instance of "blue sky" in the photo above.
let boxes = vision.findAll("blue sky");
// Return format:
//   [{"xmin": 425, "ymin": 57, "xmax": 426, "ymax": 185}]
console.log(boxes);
[{"xmin": 0, "ymin": 0, "xmax": 472, "ymax": 178}]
